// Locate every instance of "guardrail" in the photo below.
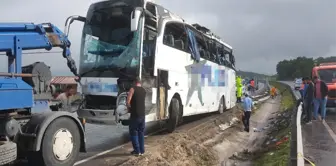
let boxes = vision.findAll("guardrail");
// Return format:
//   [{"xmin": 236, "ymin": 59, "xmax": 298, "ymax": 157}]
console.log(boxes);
[{"xmin": 275, "ymin": 82, "xmax": 304, "ymax": 166}]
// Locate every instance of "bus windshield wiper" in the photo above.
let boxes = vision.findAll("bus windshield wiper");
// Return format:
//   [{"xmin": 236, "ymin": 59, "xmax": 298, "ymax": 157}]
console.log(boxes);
[
  {"xmin": 88, "ymin": 49, "xmax": 125, "ymax": 57},
  {"xmin": 79, "ymin": 66, "xmax": 106, "ymax": 77},
  {"xmin": 79, "ymin": 65, "xmax": 134, "ymax": 79}
]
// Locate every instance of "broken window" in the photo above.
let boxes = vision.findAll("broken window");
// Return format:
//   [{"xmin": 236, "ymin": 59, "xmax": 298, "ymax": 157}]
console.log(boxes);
[{"xmin": 163, "ymin": 22, "xmax": 188, "ymax": 52}]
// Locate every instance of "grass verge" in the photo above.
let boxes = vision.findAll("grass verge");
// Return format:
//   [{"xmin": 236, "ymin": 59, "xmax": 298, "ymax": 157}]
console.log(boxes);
[{"xmin": 253, "ymin": 81, "xmax": 295, "ymax": 166}]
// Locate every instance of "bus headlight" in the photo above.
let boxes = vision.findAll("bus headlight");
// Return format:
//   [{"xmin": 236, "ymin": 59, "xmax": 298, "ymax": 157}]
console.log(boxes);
[{"xmin": 116, "ymin": 92, "xmax": 128, "ymax": 106}]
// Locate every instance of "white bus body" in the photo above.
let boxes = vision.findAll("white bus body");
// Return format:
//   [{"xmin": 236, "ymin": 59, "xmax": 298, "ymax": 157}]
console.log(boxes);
[{"xmin": 76, "ymin": 0, "xmax": 237, "ymax": 131}]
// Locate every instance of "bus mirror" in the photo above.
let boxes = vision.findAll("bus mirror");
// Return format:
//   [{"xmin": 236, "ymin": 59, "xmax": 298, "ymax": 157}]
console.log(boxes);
[
  {"xmin": 64, "ymin": 15, "xmax": 86, "ymax": 37},
  {"xmin": 131, "ymin": 8, "xmax": 142, "ymax": 32}
]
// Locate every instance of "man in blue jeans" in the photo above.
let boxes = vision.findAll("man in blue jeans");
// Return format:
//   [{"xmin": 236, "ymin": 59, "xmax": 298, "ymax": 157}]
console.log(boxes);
[
  {"xmin": 242, "ymin": 93, "xmax": 253, "ymax": 132},
  {"xmin": 126, "ymin": 77, "xmax": 146, "ymax": 156},
  {"xmin": 313, "ymin": 76, "xmax": 328, "ymax": 121}
]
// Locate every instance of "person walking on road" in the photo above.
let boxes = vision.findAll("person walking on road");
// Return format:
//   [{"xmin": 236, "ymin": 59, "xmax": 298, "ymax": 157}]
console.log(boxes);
[
  {"xmin": 313, "ymin": 76, "xmax": 329, "ymax": 121},
  {"xmin": 126, "ymin": 77, "xmax": 146, "ymax": 156},
  {"xmin": 250, "ymin": 79, "xmax": 255, "ymax": 95},
  {"xmin": 242, "ymin": 93, "xmax": 253, "ymax": 132},
  {"xmin": 270, "ymin": 86, "xmax": 277, "ymax": 99},
  {"xmin": 303, "ymin": 77, "xmax": 314, "ymax": 124}
]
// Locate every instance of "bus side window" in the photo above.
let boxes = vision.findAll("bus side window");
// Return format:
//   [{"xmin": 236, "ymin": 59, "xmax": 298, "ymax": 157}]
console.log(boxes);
[{"xmin": 163, "ymin": 23, "xmax": 188, "ymax": 53}]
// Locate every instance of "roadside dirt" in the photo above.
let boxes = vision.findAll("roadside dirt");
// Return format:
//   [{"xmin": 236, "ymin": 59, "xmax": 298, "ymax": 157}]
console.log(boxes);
[{"xmin": 78, "ymin": 95, "xmax": 280, "ymax": 166}]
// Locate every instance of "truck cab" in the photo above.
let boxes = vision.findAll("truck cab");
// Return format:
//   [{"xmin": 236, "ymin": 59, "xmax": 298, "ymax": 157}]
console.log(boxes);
[{"xmin": 312, "ymin": 62, "xmax": 336, "ymax": 107}]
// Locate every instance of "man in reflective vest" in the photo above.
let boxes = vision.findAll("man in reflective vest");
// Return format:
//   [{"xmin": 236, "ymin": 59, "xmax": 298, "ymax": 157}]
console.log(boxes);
[{"xmin": 236, "ymin": 76, "xmax": 243, "ymax": 102}]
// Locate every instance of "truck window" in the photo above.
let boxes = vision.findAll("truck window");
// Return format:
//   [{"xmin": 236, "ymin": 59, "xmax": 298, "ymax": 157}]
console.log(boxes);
[{"xmin": 318, "ymin": 68, "xmax": 336, "ymax": 83}]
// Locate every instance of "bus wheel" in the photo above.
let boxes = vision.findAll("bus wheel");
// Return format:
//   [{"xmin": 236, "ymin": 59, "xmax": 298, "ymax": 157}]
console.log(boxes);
[
  {"xmin": 218, "ymin": 96, "xmax": 226, "ymax": 114},
  {"xmin": 28, "ymin": 117, "xmax": 80, "ymax": 166},
  {"xmin": 167, "ymin": 98, "xmax": 179, "ymax": 133}
]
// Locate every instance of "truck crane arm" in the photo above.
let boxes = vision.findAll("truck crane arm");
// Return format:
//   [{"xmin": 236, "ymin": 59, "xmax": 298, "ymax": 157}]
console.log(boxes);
[{"xmin": 0, "ymin": 22, "xmax": 78, "ymax": 77}]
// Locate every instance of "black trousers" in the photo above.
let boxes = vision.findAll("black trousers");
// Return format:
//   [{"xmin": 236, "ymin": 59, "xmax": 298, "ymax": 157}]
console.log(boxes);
[
  {"xmin": 303, "ymin": 100, "xmax": 313, "ymax": 122},
  {"xmin": 237, "ymin": 97, "xmax": 242, "ymax": 103},
  {"xmin": 242, "ymin": 111, "xmax": 251, "ymax": 130}
]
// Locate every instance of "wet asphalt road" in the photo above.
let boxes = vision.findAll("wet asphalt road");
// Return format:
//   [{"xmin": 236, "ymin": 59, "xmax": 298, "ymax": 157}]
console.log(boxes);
[{"xmin": 281, "ymin": 81, "xmax": 336, "ymax": 165}]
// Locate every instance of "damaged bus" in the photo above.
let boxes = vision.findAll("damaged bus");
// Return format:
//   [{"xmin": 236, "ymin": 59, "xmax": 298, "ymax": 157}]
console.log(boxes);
[{"xmin": 72, "ymin": 0, "xmax": 237, "ymax": 132}]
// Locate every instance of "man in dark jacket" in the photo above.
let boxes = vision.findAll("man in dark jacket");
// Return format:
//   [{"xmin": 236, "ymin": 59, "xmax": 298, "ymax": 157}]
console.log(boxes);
[
  {"xmin": 126, "ymin": 77, "xmax": 146, "ymax": 156},
  {"xmin": 304, "ymin": 77, "xmax": 314, "ymax": 124},
  {"xmin": 313, "ymin": 76, "xmax": 329, "ymax": 121}
]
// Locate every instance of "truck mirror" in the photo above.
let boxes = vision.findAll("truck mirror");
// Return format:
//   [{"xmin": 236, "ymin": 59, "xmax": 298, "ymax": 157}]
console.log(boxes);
[
  {"xmin": 131, "ymin": 7, "xmax": 142, "ymax": 32},
  {"xmin": 64, "ymin": 15, "xmax": 86, "ymax": 37}
]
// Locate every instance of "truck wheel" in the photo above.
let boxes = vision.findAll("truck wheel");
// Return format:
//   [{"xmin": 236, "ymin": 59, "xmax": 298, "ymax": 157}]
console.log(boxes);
[
  {"xmin": 28, "ymin": 117, "xmax": 80, "ymax": 166},
  {"xmin": 167, "ymin": 98, "xmax": 179, "ymax": 133},
  {"xmin": 0, "ymin": 141, "xmax": 17, "ymax": 165},
  {"xmin": 218, "ymin": 96, "xmax": 226, "ymax": 114}
]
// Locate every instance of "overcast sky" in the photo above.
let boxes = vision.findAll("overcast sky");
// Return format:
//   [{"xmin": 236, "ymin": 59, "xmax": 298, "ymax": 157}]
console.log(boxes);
[{"xmin": 0, "ymin": 0, "xmax": 335, "ymax": 75}]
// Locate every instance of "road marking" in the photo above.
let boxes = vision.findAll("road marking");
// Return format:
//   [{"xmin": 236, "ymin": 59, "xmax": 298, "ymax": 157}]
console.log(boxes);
[
  {"xmin": 74, "ymin": 128, "xmax": 165, "ymax": 165},
  {"xmin": 322, "ymin": 120, "xmax": 336, "ymax": 144}
]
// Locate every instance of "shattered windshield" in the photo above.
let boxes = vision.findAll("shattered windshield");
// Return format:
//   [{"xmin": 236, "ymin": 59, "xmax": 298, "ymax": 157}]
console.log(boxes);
[
  {"xmin": 79, "ymin": 5, "xmax": 142, "ymax": 78},
  {"xmin": 318, "ymin": 68, "xmax": 336, "ymax": 83}
]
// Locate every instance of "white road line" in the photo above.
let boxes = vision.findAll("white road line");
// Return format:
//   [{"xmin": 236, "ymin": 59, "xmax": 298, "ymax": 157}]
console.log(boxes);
[
  {"xmin": 322, "ymin": 120, "xmax": 336, "ymax": 144},
  {"xmin": 74, "ymin": 128, "xmax": 165, "ymax": 165}
]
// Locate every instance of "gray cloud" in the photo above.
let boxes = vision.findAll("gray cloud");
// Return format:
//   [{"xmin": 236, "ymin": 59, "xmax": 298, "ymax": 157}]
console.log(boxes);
[{"xmin": 0, "ymin": 0, "xmax": 335, "ymax": 75}]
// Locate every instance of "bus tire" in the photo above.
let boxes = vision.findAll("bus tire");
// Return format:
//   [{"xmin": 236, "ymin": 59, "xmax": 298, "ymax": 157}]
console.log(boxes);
[
  {"xmin": 0, "ymin": 141, "xmax": 17, "ymax": 165},
  {"xmin": 167, "ymin": 98, "xmax": 180, "ymax": 133},
  {"xmin": 218, "ymin": 96, "xmax": 226, "ymax": 114},
  {"xmin": 28, "ymin": 117, "xmax": 80, "ymax": 166}
]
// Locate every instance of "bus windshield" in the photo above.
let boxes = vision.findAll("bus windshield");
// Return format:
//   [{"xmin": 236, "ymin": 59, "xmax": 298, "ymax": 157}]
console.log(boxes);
[
  {"xmin": 79, "ymin": 5, "xmax": 142, "ymax": 78},
  {"xmin": 318, "ymin": 68, "xmax": 336, "ymax": 83}
]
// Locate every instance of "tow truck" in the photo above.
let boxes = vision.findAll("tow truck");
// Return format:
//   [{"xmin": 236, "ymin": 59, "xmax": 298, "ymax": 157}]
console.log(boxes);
[
  {"xmin": 0, "ymin": 22, "xmax": 86, "ymax": 166},
  {"xmin": 0, "ymin": 0, "xmax": 161, "ymax": 165}
]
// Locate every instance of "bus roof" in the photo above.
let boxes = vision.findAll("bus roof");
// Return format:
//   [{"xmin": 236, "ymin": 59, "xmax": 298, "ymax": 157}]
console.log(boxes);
[{"xmin": 153, "ymin": 2, "xmax": 233, "ymax": 50}]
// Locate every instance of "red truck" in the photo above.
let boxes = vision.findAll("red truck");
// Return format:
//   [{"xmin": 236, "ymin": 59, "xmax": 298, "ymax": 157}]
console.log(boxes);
[{"xmin": 312, "ymin": 62, "xmax": 336, "ymax": 107}]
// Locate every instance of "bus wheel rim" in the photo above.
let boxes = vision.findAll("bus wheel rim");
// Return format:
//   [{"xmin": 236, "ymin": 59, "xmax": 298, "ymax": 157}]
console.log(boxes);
[{"xmin": 52, "ymin": 128, "xmax": 74, "ymax": 161}]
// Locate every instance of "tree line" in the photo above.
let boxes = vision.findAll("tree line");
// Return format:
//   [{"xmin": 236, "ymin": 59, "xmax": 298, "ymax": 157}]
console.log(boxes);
[{"xmin": 276, "ymin": 56, "xmax": 336, "ymax": 80}]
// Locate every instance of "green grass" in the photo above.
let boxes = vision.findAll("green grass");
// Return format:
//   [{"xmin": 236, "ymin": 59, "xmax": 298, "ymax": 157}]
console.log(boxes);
[
  {"xmin": 253, "ymin": 140, "xmax": 290, "ymax": 166},
  {"xmin": 253, "ymin": 81, "xmax": 294, "ymax": 166}
]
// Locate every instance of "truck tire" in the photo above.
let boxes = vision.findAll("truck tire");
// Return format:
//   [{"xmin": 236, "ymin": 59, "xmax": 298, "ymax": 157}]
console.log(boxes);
[
  {"xmin": 167, "ymin": 98, "xmax": 179, "ymax": 133},
  {"xmin": 0, "ymin": 141, "xmax": 17, "ymax": 165},
  {"xmin": 28, "ymin": 117, "xmax": 80, "ymax": 166}
]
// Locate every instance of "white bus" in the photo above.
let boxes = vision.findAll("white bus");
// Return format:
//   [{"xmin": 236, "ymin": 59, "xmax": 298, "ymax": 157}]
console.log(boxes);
[{"xmin": 76, "ymin": 0, "xmax": 237, "ymax": 132}]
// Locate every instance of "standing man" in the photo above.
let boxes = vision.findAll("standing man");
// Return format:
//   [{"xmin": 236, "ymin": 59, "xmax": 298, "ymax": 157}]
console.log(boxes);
[
  {"xmin": 242, "ymin": 93, "xmax": 253, "ymax": 132},
  {"xmin": 236, "ymin": 76, "xmax": 243, "ymax": 103},
  {"xmin": 299, "ymin": 77, "xmax": 306, "ymax": 99},
  {"xmin": 304, "ymin": 77, "xmax": 314, "ymax": 124},
  {"xmin": 126, "ymin": 77, "xmax": 146, "ymax": 156},
  {"xmin": 250, "ymin": 79, "xmax": 255, "ymax": 96},
  {"xmin": 313, "ymin": 76, "xmax": 328, "ymax": 121},
  {"xmin": 56, "ymin": 85, "xmax": 75, "ymax": 112}
]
